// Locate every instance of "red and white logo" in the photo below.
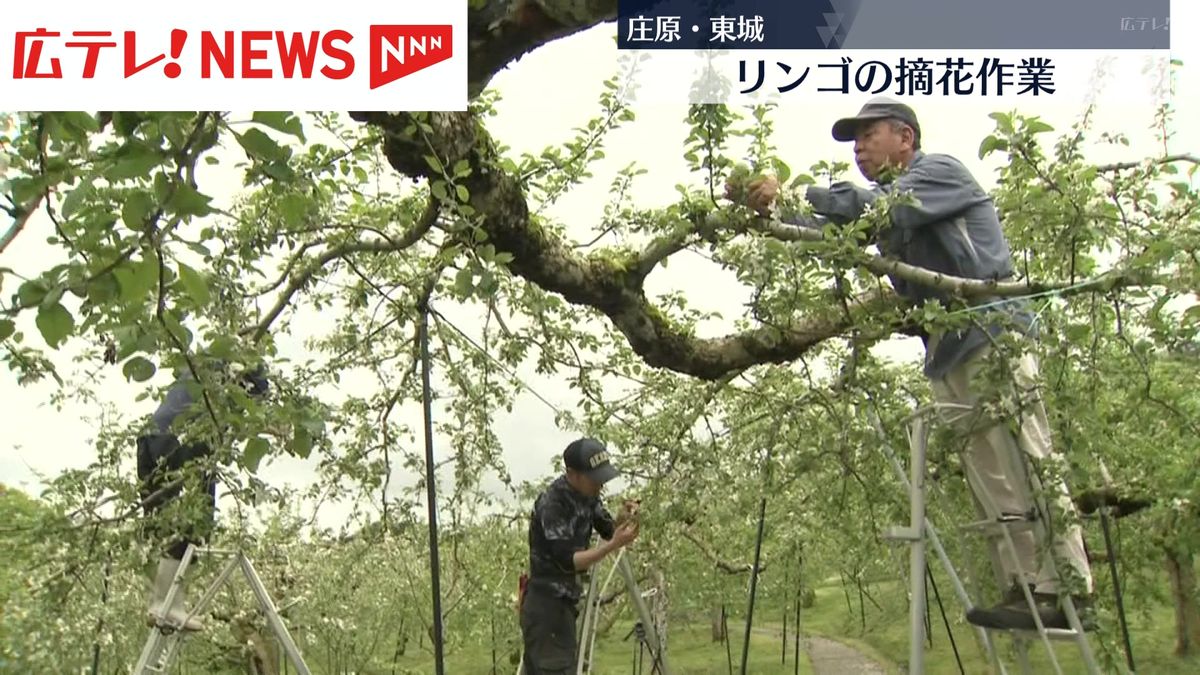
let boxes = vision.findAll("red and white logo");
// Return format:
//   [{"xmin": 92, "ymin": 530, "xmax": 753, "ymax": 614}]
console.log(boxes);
[
  {"xmin": 1, "ymin": 2, "xmax": 467, "ymax": 110},
  {"xmin": 370, "ymin": 25, "xmax": 452, "ymax": 89}
]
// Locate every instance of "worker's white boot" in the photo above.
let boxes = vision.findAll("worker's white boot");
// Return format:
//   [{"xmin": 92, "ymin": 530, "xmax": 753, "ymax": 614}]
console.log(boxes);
[{"xmin": 145, "ymin": 556, "xmax": 204, "ymax": 631}]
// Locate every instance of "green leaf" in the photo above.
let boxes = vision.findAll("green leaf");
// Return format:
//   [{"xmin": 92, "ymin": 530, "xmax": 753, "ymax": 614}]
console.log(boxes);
[
  {"xmin": 166, "ymin": 182, "xmax": 213, "ymax": 216},
  {"xmin": 278, "ymin": 193, "xmax": 308, "ymax": 226},
  {"xmin": 161, "ymin": 311, "xmax": 193, "ymax": 348},
  {"xmin": 61, "ymin": 177, "xmax": 94, "ymax": 218},
  {"xmin": 1064, "ymin": 323, "xmax": 1090, "ymax": 343},
  {"xmin": 109, "ymin": 145, "xmax": 163, "ymax": 180},
  {"xmin": 122, "ymin": 356, "xmax": 156, "ymax": 382},
  {"xmin": 35, "ymin": 303, "xmax": 74, "ymax": 348},
  {"xmin": 262, "ymin": 162, "xmax": 296, "ymax": 181},
  {"xmin": 235, "ymin": 128, "xmax": 289, "ymax": 162},
  {"xmin": 287, "ymin": 428, "xmax": 313, "ymax": 458},
  {"xmin": 772, "ymin": 159, "xmax": 791, "ymax": 184},
  {"xmin": 86, "ymin": 273, "xmax": 119, "ymax": 304},
  {"xmin": 153, "ymin": 173, "xmax": 170, "ymax": 203},
  {"xmin": 11, "ymin": 176, "xmax": 46, "ymax": 205},
  {"xmin": 978, "ymin": 135, "xmax": 1007, "ymax": 159},
  {"xmin": 251, "ymin": 112, "xmax": 306, "ymax": 141},
  {"xmin": 121, "ymin": 190, "xmax": 156, "ymax": 229},
  {"xmin": 478, "ymin": 270, "xmax": 498, "ymax": 295},
  {"xmin": 1025, "ymin": 119, "xmax": 1054, "ymax": 134},
  {"xmin": 453, "ymin": 159, "xmax": 472, "ymax": 177},
  {"xmin": 244, "ymin": 437, "xmax": 270, "ymax": 472},
  {"xmin": 60, "ymin": 111, "xmax": 100, "ymax": 134},
  {"xmin": 1183, "ymin": 304, "xmax": 1200, "ymax": 326},
  {"xmin": 114, "ymin": 257, "xmax": 159, "ymax": 302},
  {"xmin": 431, "ymin": 181, "xmax": 448, "ymax": 201},
  {"xmin": 988, "ymin": 111, "xmax": 1014, "ymax": 134},
  {"xmin": 299, "ymin": 414, "xmax": 325, "ymax": 435},
  {"xmin": 0, "ymin": 319, "xmax": 14, "ymax": 342},
  {"xmin": 454, "ymin": 267, "xmax": 474, "ymax": 295},
  {"xmin": 207, "ymin": 334, "xmax": 236, "ymax": 358},
  {"xmin": 16, "ymin": 280, "xmax": 48, "ymax": 307},
  {"xmin": 425, "ymin": 155, "xmax": 444, "ymax": 173},
  {"xmin": 455, "ymin": 184, "xmax": 470, "ymax": 202},
  {"xmin": 177, "ymin": 263, "xmax": 211, "ymax": 305},
  {"xmin": 41, "ymin": 283, "xmax": 65, "ymax": 310}
]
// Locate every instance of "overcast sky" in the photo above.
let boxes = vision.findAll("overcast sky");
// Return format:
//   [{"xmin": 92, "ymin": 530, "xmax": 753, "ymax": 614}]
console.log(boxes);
[{"xmin": 2, "ymin": 5, "xmax": 1198, "ymax": 533}]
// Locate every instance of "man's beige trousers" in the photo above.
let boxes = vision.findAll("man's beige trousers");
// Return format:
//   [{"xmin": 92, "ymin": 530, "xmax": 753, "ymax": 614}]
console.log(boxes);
[{"xmin": 928, "ymin": 342, "xmax": 1093, "ymax": 596}]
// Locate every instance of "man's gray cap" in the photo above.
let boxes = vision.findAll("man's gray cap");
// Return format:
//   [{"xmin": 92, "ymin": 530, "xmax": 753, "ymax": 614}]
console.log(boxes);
[{"xmin": 832, "ymin": 96, "xmax": 921, "ymax": 143}]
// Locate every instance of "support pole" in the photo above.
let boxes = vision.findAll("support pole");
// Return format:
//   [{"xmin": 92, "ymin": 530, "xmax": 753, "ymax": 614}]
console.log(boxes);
[
  {"xmin": 740, "ymin": 495, "xmax": 768, "ymax": 675},
  {"xmin": 419, "ymin": 303, "xmax": 446, "ymax": 675},
  {"xmin": 908, "ymin": 417, "xmax": 928, "ymax": 675},
  {"xmin": 1098, "ymin": 460, "xmax": 1135, "ymax": 673},
  {"xmin": 794, "ymin": 548, "xmax": 802, "ymax": 675}
]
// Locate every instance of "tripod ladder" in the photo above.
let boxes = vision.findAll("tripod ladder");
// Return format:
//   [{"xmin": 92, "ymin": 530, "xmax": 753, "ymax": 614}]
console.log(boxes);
[
  {"xmin": 577, "ymin": 550, "xmax": 669, "ymax": 675},
  {"xmin": 517, "ymin": 550, "xmax": 668, "ymax": 675},
  {"xmin": 133, "ymin": 544, "xmax": 312, "ymax": 675},
  {"xmin": 871, "ymin": 403, "xmax": 1104, "ymax": 675}
]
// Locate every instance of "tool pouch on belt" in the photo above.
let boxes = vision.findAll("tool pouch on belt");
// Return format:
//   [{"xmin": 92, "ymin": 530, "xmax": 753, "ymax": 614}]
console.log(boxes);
[{"xmin": 517, "ymin": 572, "xmax": 529, "ymax": 612}]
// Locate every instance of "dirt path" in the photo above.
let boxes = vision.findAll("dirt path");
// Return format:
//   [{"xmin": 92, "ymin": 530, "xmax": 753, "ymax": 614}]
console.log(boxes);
[
  {"xmin": 750, "ymin": 627, "xmax": 891, "ymax": 674},
  {"xmin": 804, "ymin": 635, "xmax": 890, "ymax": 675}
]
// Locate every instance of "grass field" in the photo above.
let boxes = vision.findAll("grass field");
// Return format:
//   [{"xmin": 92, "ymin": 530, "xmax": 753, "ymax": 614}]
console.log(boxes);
[
  {"xmin": 292, "ymin": 573, "xmax": 1200, "ymax": 673},
  {"xmin": 777, "ymin": 575, "xmax": 1200, "ymax": 675}
]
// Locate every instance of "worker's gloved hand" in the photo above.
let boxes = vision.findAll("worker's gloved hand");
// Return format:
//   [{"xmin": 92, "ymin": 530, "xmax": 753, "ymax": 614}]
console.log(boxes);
[
  {"xmin": 616, "ymin": 498, "xmax": 641, "ymax": 526},
  {"xmin": 724, "ymin": 164, "xmax": 778, "ymax": 217},
  {"xmin": 612, "ymin": 520, "xmax": 640, "ymax": 548}
]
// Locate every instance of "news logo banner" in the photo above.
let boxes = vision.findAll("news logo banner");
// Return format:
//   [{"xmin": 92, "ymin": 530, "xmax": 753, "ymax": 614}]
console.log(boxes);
[
  {"xmin": 617, "ymin": 0, "xmax": 1170, "ymax": 50},
  {"xmin": 2, "ymin": 2, "xmax": 467, "ymax": 110}
]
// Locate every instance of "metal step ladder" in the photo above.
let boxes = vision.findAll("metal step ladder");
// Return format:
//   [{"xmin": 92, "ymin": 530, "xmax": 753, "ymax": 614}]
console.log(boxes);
[
  {"xmin": 133, "ymin": 544, "xmax": 312, "ymax": 675},
  {"xmin": 869, "ymin": 402, "xmax": 1107, "ymax": 675},
  {"xmin": 516, "ymin": 550, "xmax": 669, "ymax": 675},
  {"xmin": 577, "ymin": 550, "xmax": 668, "ymax": 675}
]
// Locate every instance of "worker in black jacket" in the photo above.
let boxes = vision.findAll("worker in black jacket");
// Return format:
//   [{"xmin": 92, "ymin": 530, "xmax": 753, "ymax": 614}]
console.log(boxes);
[{"xmin": 520, "ymin": 438, "xmax": 639, "ymax": 674}]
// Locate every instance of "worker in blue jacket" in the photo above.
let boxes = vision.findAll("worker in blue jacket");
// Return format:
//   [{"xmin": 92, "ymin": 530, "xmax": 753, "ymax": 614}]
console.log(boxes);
[{"xmin": 136, "ymin": 362, "xmax": 269, "ymax": 631}]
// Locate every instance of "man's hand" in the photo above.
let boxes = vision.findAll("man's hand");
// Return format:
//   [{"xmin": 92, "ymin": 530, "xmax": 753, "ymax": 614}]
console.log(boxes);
[
  {"xmin": 611, "ymin": 520, "xmax": 639, "ymax": 549},
  {"xmin": 616, "ymin": 499, "xmax": 641, "ymax": 526},
  {"xmin": 724, "ymin": 173, "xmax": 780, "ymax": 217}
]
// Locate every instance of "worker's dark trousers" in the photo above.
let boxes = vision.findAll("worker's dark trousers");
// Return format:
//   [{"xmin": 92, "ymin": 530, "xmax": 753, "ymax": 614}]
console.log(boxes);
[
  {"xmin": 520, "ymin": 583, "xmax": 579, "ymax": 674},
  {"xmin": 136, "ymin": 433, "xmax": 216, "ymax": 560}
]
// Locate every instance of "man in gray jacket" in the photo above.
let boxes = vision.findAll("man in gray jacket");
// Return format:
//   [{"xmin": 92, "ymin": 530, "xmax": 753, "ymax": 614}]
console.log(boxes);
[{"xmin": 726, "ymin": 97, "xmax": 1093, "ymax": 631}]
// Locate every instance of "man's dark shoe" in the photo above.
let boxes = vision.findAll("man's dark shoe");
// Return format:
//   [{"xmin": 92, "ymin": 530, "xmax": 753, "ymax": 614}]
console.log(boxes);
[{"xmin": 967, "ymin": 585, "xmax": 1096, "ymax": 632}]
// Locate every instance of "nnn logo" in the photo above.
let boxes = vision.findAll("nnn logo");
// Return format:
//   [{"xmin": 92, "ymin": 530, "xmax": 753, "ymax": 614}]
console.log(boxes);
[{"xmin": 369, "ymin": 25, "xmax": 452, "ymax": 89}]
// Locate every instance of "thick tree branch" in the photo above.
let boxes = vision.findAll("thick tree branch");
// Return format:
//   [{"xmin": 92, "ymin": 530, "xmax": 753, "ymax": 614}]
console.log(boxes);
[
  {"xmin": 351, "ymin": 110, "xmax": 898, "ymax": 380},
  {"xmin": 746, "ymin": 215, "xmax": 1160, "ymax": 299},
  {"xmin": 468, "ymin": 0, "xmax": 618, "ymax": 97},
  {"xmin": 0, "ymin": 194, "xmax": 44, "ymax": 254},
  {"xmin": 632, "ymin": 226, "xmax": 695, "ymax": 280}
]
